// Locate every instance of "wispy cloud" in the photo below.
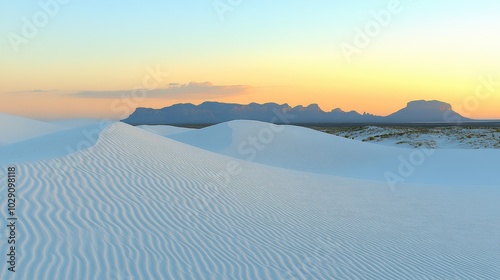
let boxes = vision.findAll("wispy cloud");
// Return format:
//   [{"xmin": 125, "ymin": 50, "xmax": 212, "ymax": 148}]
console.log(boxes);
[
  {"xmin": 73, "ymin": 82, "xmax": 251, "ymax": 99},
  {"xmin": 5, "ymin": 89, "xmax": 58, "ymax": 94}
]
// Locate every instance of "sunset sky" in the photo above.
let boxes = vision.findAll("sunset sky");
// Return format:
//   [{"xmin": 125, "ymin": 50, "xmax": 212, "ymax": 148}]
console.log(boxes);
[{"xmin": 1, "ymin": 0, "xmax": 499, "ymax": 120}]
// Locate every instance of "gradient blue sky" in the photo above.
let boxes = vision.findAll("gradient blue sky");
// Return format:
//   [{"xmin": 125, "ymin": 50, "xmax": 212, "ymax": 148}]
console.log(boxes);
[{"xmin": 1, "ymin": 0, "xmax": 499, "ymax": 119}]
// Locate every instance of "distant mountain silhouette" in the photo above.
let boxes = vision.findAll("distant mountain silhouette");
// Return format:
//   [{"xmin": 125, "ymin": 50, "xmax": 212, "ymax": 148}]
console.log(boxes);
[
  {"xmin": 122, "ymin": 100, "xmax": 472, "ymax": 125},
  {"xmin": 385, "ymin": 100, "xmax": 468, "ymax": 123}
]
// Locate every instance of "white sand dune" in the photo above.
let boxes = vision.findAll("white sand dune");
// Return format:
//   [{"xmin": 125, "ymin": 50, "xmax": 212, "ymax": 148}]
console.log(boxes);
[
  {"xmin": 138, "ymin": 124, "xmax": 194, "ymax": 137},
  {"xmin": 166, "ymin": 120, "xmax": 500, "ymax": 186},
  {"xmin": 0, "ymin": 113, "xmax": 63, "ymax": 145},
  {"xmin": 1, "ymin": 122, "xmax": 499, "ymax": 279},
  {"xmin": 0, "ymin": 122, "xmax": 110, "ymax": 164}
]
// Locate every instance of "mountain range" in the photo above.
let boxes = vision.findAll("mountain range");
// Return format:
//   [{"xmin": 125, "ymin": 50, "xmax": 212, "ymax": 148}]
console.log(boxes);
[{"xmin": 122, "ymin": 100, "xmax": 472, "ymax": 125}]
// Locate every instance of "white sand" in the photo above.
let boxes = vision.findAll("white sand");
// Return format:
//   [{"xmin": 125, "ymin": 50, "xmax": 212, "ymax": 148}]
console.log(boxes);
[
  {"xmin": 167, "ymin": 120, "xmax": 500, "ymax": 186},
  {"xmin": 138, "ymin": 125, "xmax": 194, "ymax": 137},
  {"xmin": 0, "ymin": 117, "xmax": 499, "ymax": 279},
  {"xmin": 0, "ymin": 113, "xmax": 63, "ymax": 145}
]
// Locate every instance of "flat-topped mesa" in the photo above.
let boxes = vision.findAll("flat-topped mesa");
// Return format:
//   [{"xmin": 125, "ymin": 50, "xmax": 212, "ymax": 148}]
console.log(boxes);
[
  {"xmin": 386, "ymin": 100, "xmax": 467, "ymax": 123},
  {"xmin": 406, "ymin": 100, "xmax": 452, "ymax": 111}
]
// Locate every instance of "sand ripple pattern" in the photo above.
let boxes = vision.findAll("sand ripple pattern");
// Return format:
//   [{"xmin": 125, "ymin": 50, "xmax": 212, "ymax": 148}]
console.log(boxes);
[{"xmin": 0, "ymin": 123, "xmax": 499, "ymax": 279}]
